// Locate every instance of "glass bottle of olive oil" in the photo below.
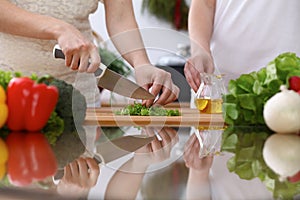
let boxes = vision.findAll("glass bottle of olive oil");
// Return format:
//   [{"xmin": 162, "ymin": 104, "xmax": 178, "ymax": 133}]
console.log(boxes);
[
  {"xmin": 194, "ymin": 73, "xmax": 226, "ymax": 114},
  {"xmin": 195, "ymin": 98, "xmax": 223, "ymax": 114}
]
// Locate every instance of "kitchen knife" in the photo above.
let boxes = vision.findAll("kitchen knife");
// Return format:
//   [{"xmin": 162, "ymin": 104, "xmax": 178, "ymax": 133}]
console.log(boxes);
[
  {"xmin": 53, "ymin": 44, "xmax": 154, "ymax": 100},
  {"xmin": 53, "ymin": 135, "xmax": 155, "ymax": 180}
]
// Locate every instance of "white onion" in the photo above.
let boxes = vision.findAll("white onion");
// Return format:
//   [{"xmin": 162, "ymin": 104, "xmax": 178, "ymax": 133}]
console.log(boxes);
[
  {"xmin": 263, "ymin": 134, "xmax": 300, "ymax": 179},
  {"xmin": 263, "ymin": 86, "xmax": 300, "ymax": 133}
]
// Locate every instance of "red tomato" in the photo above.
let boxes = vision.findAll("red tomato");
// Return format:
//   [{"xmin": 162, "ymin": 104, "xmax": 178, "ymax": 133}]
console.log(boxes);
[
  {"xmin": 288, "ymin": 171, "xmax": 300, "ymax": 183},
  {"xmin": 289, "ymin": 76, "xmax": 300, "ymax": 92}
]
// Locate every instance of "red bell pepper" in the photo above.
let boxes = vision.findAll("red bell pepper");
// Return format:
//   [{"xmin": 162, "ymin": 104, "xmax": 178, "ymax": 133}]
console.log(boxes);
[
  {"xmin": 6, "ymin": 132, "xmax": 58, "ymax": 187},
  {"xmin": 6, "ymin": 77, "xmax": 58, "ymax": 131}
]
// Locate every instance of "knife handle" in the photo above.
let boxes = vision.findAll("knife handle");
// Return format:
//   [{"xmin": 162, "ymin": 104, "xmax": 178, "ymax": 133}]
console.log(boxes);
[
  {"xmin": 53, "ymin": 44, "xmax": 65, "ymax": 59},
  {"xmin": 53, "ymin": 44, "xmax": 105, "ymax": 77}
]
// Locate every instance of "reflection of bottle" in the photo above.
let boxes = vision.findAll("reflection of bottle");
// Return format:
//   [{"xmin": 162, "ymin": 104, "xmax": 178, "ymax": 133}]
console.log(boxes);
[
  {"xmin": 194, "ymin": 73, "xmax": 225, "ymax": 114},
  {"xmin": 193, "ymin": 127, "xmax": 224, "ymax": 158}
]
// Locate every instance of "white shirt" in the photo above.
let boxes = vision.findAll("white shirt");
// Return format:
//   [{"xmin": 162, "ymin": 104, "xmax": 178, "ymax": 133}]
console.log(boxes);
[{"xmin": 211, "ymin": 0, "xmax": 300, "ymax": 81}]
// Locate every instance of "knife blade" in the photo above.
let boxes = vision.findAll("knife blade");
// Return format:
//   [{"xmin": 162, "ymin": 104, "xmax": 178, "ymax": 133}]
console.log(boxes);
[
  {"xmin": 53, "ymin": 44, "xmax": 154, "ymax": 100},
  {"xmin": 53, "ymin": 135, "xmax": 154, "ymax": 180}
]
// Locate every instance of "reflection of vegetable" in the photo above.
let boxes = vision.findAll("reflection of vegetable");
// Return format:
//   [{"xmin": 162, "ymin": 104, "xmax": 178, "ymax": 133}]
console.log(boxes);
[
  {"xmin": 115, "ymin": 102, "xmax": 180, "ymax": 116},
  {"xmin": 0, "ymin": 138, "xmax": 8, "ymax": 180},
  {"xmin": 221, "ymin": 127, "xmax": 300, "ymax": 199},
  {"xmin": 289, "ymin": 171, "xmax": 300, "ymax": 183},
  {"xmin": 6, "ymin": 132, "xmax": 57, "ymax": 186},
  {"xmin": 6, "ymin": 77, "xmax": 58, "ymax": 131},
  {"xmin": 0, "ymin": 86, "xmax": 8, "ymax": 128},
  {"xmin": 263, "ymin": 134, "xmax": 300, "ymax": 180},
  {"xmin": 263, "ymin": 86, "xmax": 300, "ymax": 133},
  {"xmin": 222, "ymin": 52, "xmax": 300, "ymax": 126}
]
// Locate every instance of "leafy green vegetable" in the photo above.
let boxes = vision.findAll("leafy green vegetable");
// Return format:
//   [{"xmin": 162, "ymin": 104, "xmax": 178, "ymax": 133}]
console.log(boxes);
[
  {"xmin": 0, "ymin": 71, "xmax": 22, "ymax": 90},
  {"xmin": 222, "ymin": 52, "xmax": 300, "ymax": 126},
  {"xmin": 42, "ymin": 112, "xmax": 64, "ymax": 146},
  {"xmin": 115, "ymin": 102, "xmax": 180, "ymax": 116},
  {"xmin": 221, "ymin": 126, "xmax": 300, "ymax": 199}
]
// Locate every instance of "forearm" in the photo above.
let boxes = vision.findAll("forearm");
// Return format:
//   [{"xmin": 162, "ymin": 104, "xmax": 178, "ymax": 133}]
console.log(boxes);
[
  {"xmin": 0, "ymin": 0, "xmax": 71, "ymax": 41},
  {"xmin": 105, "ymin": 157, "xmax": 148, "ymax": 199},
  {"xmin": 189, "ymin": 0, "xmax": 216, "ymax": 54},
  {"xmin": 104, "ymin": 0, "xmax": 150, "ymax": 68},
  {"xmin": 186, "ymin": 169, "xmax": 211, "ymax": 200}
]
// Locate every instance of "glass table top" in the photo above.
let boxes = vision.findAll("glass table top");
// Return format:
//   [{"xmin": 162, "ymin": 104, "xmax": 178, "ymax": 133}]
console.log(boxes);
[{"xmin": 0, "ymin": 124, "xmax": 299, "ymax": 200}]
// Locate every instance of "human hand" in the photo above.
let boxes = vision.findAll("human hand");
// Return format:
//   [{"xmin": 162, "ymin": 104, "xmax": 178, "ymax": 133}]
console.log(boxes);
[
  {"xmin": 56, "ymin": 157, "xmax": 100, "ymax": 199},
  {"xmin": 184, "ymin": 47, "xmax": 215, "ymax": 92},
  {"xmin": 184, "ymin": 134, "xmax": 213, "ymax": 174},
  {"xmin": 134, "ymin": 64, "xmax": 180, "ymax": 107},
  {"xmin": 56, "ymin": 23, "xmax": 100, "ymax": 73},
  {"xmin": 134, "ymin": 127, "xmax": 179, "ymax": 166}
]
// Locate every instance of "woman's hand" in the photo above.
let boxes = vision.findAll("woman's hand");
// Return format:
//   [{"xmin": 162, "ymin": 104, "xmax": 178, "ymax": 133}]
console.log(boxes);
[
  {"xmin": 184, "ymin": 47, "xmax": 215, "ymax": 92},
  {"xmin": 56, "ymin": 24, "xmax": 100, "ymax": 73},
  {"xmin": 56, "ymin": 157, "xmax": 100, "ymax": 199},
  {"xmin": 135, "ymin": 64, "xmax": 180, "ymax": 107}
]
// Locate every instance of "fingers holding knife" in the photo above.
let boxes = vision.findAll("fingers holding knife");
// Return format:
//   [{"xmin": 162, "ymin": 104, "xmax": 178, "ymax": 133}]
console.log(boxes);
[{"xmin": 55, "ymin": 43, "xmax": 100, "ymax": 73}]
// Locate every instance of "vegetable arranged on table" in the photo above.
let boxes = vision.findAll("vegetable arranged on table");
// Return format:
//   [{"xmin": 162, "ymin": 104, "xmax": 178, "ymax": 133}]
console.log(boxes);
[
  {"xmin": 6, "ymin": 132, "xmax": 57, "ymax": 186},
  {"xmin": 6, "ymin": 77, "xmax": 59, "ymax": 132},
  {"xmin": 222, "ymin": 52, "xmax": 300, "ymax": 126},
  {"xmin": 41, "ymin": 77, "xmax": 87, "ymax": 134},
  {"xmin": 0, "ymin": 70, "xmax": 87, "ymax": 146},
  {"xmin": 115, "ymin": 102, "xmax": 180, "ymax": 116},
  {"xmin": 263, "ymin": 84, "xmax": 300, "ymax": 133},
  {"xmin": 0, "ymin": 69, "xmax": 88, "ymax": 187},
  {"xmin": 0, "ymin": 86, "xmax": 8, "ymax": 128}
]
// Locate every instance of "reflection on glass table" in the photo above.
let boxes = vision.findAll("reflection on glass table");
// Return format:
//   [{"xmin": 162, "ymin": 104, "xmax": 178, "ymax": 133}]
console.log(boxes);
[{"xmin": 1, "ymin": 125, "xmax": 300, "ymax": 200}]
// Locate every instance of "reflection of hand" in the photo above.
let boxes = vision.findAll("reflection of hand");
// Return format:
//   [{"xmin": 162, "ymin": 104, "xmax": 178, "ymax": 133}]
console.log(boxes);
[
  {"xmin": 134, "ymin": 127, "xmax": 179, "ymax": 166},
  {"xmin": 184, "ymin": 134, "xmax": 213, "ymax": 174},
  {"xmin": 56, "ymin": 24, "xmax": 100, "ymax": 73},
  {"xmin": 135, "ymin": 64, "xmax": 180, "ymax": 107},
  {"xmin": 184, "ymin": 47, "xmax": 214, "ymax": 92},
  {"xmin": 56, "ymin": 157, "xmax": 100, "ymax": 199}
]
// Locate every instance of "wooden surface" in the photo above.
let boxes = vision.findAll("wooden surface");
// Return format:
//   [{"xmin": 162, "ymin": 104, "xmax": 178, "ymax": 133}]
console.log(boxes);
[{"xmin": 84, "ymin": 103, "xmax": 225, "ymax": 127}]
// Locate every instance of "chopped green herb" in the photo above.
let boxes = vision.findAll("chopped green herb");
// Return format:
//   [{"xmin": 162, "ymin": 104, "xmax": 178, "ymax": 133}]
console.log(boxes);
[{"xmin": 115, "ymin": 102, "xmax": 180, "ymax": 116}]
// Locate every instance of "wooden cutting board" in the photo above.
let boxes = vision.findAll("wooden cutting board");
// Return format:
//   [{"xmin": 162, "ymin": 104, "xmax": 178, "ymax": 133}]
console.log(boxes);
[{"xmin": 84, "ymin": 104, "xmax": 225, "ymax": 127}]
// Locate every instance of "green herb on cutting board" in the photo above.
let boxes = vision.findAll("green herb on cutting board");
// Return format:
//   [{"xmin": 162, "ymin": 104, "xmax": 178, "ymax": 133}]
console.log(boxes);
[
  {"xmin": 222, "ymin": 52, "xmax": 300, "ymax": 126},
  {"xmin": 115, "ymin": 102, "xmax": 181, "ymax": 116}
]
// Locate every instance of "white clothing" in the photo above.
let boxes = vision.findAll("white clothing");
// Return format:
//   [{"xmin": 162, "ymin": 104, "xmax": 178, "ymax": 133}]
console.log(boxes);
[
  {"xmin": 211, "ymin": 0, "xmax": 300, "ymax": 81},
  {"xmin": 191, "ymin": 0, "xmax": 300, "ymax": 107},
  {"xmin": 0, "ymin": 0, "xmax": 101, "ymax": 106},
  {"xmin": 190, "ymin": 1, "xmax": 298, "ymax": 198}
]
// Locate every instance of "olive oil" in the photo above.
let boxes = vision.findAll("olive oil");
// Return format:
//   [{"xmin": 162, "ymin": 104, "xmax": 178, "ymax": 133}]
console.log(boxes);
[{"xmin": 194, "ymin": 98, "xmax": 223, "ymax": 114}]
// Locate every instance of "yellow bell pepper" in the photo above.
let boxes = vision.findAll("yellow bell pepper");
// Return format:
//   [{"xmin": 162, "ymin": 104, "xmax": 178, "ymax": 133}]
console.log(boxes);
[{"xmin": 0, "ymin": 85, "xmax": 8, "ymax": 128}]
